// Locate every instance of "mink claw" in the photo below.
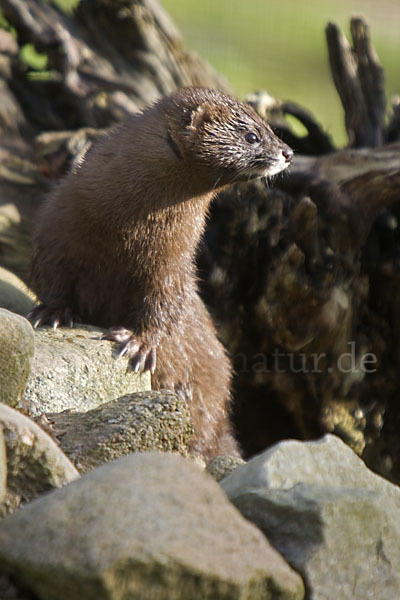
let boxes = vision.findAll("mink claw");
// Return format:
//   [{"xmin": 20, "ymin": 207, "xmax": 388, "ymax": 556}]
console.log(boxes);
[
  {"xmin": 28, "ymin": 314, "xmax": 42, "ymax": 329},
  {"xmin": 28, "ymin": 305, "xmax": 79, "ymax": 329},
  {"xmin": 125, "ymin": 343, "xmax": 157, "ymax": 373},
  {"xmin": 130, "ymin": 346, "xmax": 156, "ymax": 373},
  {"xmin": 132, "ymin": 358, "xmax": 142, "ymax": 373},
  {"xmin": 101, "ymin": 327, "xmax": 133, "ymax": 345},
  {"xmin": 119, "ymin": 342, "xmax": 139, "ymax": 358},
  {"xmin": 27, "ymin": 307, "xmax": 42, "ymax": 328},
  {"xmin": 145, "ymin": 347, "xmax": 157, "ymax": 374},
  {"xmin": 131, "ymin": 349, "xmax": 147, "ymax": 373},
  {"xmin": 102, "ymin": 327, "xmax": 157, "ymax": 373},
  {"xmin": 132, "ymin": 345, "xmax": 157, "ymax": 373}
]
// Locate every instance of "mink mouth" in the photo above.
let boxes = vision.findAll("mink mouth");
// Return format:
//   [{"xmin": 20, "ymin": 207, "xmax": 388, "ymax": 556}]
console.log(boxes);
[
  {"xmin": 262, "ymin": 155, "xmax": 292, "ymax": 178},
  {"xmin": 248, "ymin": 160, "xmax": 291, "ymax": 180},
  {"xmin": 235, "ymin": 161, "xmax": 289, "ymax": 183},
  {"xmin": 243, "ymin": 151, "xmax": 292, "ymax": 181}
]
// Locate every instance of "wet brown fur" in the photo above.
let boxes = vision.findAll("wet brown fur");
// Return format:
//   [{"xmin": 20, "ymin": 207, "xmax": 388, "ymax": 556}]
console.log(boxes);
[{"xmin": 29, "ymin": 87, "xmax": 292, "ymax": 460}]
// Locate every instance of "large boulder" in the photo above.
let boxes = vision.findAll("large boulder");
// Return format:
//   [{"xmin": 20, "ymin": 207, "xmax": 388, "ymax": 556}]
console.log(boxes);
[
  {"xmin": 0, "ymin": 452, "xmax": 304, "ymax": 600},
  {"xmin": 0, "ymin": 308, "xmax": 34, "ymax": 408},
  {"xmin": 24, "ymin": 325, "xmax": 151, "ymax": 416},
  {"xmin": 48, "ymin": 390, "xmax": 194, "ymax": 472},
  {"xmin": 0, "ymin": 265, "xmax": 36, "ymax": 316},
  {"xmin": 0, "ymin": 403, "xmax": 79, "ymax": 517},
  {"xmin": 221, "ymin": 434, "xmax": 400, "ymax": 599}
]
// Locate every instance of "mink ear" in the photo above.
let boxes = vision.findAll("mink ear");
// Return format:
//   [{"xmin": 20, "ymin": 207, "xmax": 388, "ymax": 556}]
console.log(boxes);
[
  {"xmin": 189, "ymin": 102, "xmax": 214, "ymax": 130},
  {"xmin": 166, "ymin": 101, "xmax": 216, "ymax": 160}
]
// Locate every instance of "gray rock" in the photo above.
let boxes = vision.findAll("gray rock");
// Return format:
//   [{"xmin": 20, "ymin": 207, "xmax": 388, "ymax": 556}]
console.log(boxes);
[
  {"xmin": 206, "ymin": 454, "xmax": 246, "ymax": 482},
  {"xmin": 0, "ymin": 403, "xmax": 79, "ymax": 517},
  {"xmin": 48, "ymin": 391, "xmax": 194, "ymax": 472},
  {"xmin": 24, "ymin": 325, "xmax": 151, "ymax": 416},
  {"xmin": 0, "ymin": 452, "xmax": 304, "ymax": 600},
  {"xmin": 0, "ymin": 308, "xmax": 34, "ymax": 408},
  {"xmin": 0, "ymin": 266, "xmax": 36, "ymax": 316},
  {"xmin": 221, "ymin": 434, "xmax": 400, "ymax": 600}
]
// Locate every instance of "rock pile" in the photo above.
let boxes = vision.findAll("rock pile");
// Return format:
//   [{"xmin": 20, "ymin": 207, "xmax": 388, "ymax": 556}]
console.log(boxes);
[{"xmin": 0, "ymin": 304, "xmax": 399, "ymax": 598}]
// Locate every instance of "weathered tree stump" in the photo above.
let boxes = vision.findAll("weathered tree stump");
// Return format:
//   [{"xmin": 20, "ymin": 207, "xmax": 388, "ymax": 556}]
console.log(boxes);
[
  {"xmin": 0, "ymin": 0, "xmax": 229, "ymax": 276},
  {"xmin": 200, "ymin": 144, "xmax": 400, "ymax": 475}
]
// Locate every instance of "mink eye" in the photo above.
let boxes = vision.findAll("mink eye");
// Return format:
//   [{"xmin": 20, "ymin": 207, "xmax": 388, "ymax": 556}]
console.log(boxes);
[{"xmin": 245, "ymin": 131, "xmax": 259, "ymax": 144}]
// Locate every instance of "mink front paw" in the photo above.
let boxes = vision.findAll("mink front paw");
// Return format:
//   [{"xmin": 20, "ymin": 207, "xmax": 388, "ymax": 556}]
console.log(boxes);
[
  {"xmin": 28, "ymin": 304, "xmax": 80, "ymax": 329},
  {"xmin": 102, "ymin": 327, "xmax": 157, "ymax": 373}
]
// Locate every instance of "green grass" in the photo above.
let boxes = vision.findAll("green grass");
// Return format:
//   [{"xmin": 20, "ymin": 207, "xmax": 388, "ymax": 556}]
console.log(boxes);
[
  {"xmin": 51, "ymin": 0, "xmax": 78, "ymax": 12},
  {"xmin": 162, "ymin": 0, "xmax": 400, "ymax": 147},
  {"xmin": 19, "ymin": 43, "xmax": 48, "ymax": 70}
]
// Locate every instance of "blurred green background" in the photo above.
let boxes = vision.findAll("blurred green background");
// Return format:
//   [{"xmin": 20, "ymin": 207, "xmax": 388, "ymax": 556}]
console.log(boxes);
[
  {"xmin": 3, "ymin": 0, "xmax": 399, "ymax": 147},
  {"xmin": 162, "ymin": 0, "xmax": 400, "ymax": 147}
]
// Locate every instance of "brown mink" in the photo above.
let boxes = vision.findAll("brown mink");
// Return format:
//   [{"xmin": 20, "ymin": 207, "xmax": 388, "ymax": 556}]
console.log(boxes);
[{"xmin": 29, "ymin": 87, "xmax": 293, "ymax": 460}]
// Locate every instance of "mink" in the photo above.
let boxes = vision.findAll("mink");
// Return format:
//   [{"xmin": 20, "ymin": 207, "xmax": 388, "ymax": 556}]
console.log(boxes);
[{"xmin": 29, "ymin": 87, "xmax": 293, "ymax": 460}]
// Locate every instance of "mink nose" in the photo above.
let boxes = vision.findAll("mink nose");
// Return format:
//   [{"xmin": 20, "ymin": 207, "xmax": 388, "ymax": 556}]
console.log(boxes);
[{"xmin": 282, "ymin": 147, "xmax": 293, "ymax": 162}]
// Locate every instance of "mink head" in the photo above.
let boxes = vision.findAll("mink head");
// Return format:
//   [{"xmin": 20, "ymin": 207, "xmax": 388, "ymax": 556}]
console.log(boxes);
[{"xmin": 164, "ymin": 87, "xmax": 293, "ymax": 186}]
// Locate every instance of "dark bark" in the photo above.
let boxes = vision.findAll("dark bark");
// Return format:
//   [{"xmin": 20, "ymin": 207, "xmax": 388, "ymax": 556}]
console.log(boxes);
[
  {"xmin": 0, "ymin": 0, "xmax": 230, "ymax": 276},
  {"xmin": 1, "ymin": 0, "xmax": 230, "ymax": 132},
  {"xmin": 246, "ymin": 92, "xmax": 335, "ymax": 155},
  {"xmin": 200, "ymin": 144, "xmax": 400, "ymax": 483},
  {"xmin": 326, "ymin": 18, "xmax": 387, "ymax": 147}
]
